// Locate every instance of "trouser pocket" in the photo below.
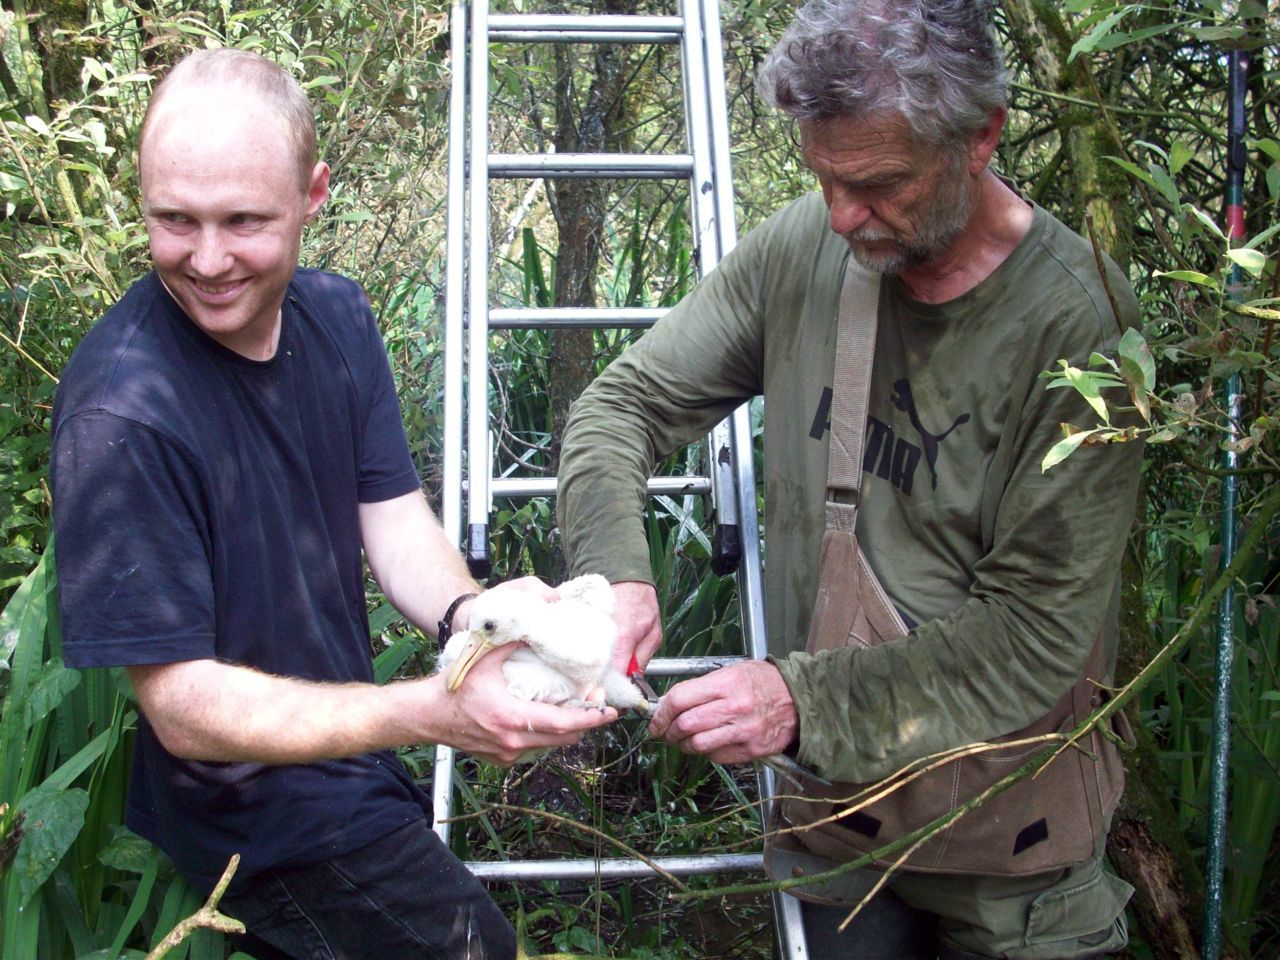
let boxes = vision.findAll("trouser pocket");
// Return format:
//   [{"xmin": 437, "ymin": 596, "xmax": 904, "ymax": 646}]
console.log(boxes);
[{"xmin": 1020, "ymin": 866, "xmax": 1132, "ymax": 959}]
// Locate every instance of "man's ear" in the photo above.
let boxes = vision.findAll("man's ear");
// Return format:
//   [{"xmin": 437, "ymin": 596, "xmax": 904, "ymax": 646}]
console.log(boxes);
[
  {"xmin": 966, "ymin": 107, "xmax": 1006, "ymax": 177},
  {"xmin": 304, "ymin": 162, "xmax": 331, "ymax": 222}
]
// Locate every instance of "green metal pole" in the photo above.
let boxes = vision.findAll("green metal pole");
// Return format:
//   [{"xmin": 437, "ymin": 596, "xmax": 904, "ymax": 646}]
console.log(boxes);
[{"xmin": 1203, "ymin": 47, "xmax": 1249, "ymax": 960}]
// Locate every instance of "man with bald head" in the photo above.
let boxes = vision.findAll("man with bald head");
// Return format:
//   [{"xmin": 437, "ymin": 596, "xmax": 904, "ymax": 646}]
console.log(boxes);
[{"xmin": 51, "ymin": 48, "xmax": 613, "ymax": 958}]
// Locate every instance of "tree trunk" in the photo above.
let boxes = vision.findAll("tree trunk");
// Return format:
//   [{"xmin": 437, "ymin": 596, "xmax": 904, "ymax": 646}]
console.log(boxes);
[{"xmin": 545, "ymin": 1, "xmax": 636, "ymax": 477}]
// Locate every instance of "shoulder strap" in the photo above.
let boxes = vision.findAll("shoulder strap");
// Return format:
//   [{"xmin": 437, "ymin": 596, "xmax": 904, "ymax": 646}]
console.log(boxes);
[{"xmin": 827, "ymin": 258, "xmax": 882, "ymax": 502}]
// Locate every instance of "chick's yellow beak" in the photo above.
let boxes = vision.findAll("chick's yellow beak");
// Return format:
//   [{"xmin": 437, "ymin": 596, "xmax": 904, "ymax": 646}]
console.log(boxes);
[{"xmin": 445, "ymin": 632, "xmax": 497, "ymax": 692}]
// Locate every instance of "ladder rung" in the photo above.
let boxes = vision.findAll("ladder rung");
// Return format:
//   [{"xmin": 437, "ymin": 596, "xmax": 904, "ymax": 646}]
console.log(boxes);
[
  {"xmin": 488, "ymin": 307, "xmax": 665, "ymax": 330},
  {"xmin": 643, "ymin": 656, "xmax": 748, "ymax": 676},
  {"xmin": 487, "ymin": 476, "xmax": 711, "ymax": 498},
  {"xmin": 489, "ymin": 153, "xmax": 693, "ymax": 179},
  {"xmin": 488, "ymin": 14, "xmax": 684, "ymax": 44},
  {"xmin": 467, "ymin": 852, "xmax": 762, "ymax": 882}
]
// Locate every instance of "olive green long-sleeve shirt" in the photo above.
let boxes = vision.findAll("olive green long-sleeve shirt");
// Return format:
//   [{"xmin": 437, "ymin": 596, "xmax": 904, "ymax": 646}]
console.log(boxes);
[{"xmin": 558, "ymin": 191, "xmax": 1142, "ymax": 783}]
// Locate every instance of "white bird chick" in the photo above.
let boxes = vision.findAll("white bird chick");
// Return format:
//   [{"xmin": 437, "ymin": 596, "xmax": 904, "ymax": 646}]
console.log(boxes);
[{"xmin": 439, "ymin": 575, "xmax": 650, "ymax": 713}]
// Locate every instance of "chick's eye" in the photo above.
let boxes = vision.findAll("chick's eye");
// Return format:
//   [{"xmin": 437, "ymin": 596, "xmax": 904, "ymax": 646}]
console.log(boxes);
[{"xmin": 483, "ymin": 619, "xmax": 496, "ymax": 632}]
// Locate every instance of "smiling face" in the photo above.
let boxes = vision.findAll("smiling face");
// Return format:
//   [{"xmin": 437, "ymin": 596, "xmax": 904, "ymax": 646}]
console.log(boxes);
[
  {"xmin": 140, "ymin": 88, "xmax": 329, "ymax": 360},
  {"xmin": 803, "ymin": 112, "xmax": 977, "ymax": 275}
]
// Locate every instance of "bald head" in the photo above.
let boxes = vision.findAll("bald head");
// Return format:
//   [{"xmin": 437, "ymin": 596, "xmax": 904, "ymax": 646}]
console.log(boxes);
[{"xmin": 139, "ymin": 48, "xmax": 317, "ymax": 191}]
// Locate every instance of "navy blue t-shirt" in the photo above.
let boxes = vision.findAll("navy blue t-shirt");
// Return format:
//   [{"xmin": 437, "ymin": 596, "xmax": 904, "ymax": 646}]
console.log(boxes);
[{"xmin": 51, "ymin": 269, "xmax": 427, "ymax": 892}]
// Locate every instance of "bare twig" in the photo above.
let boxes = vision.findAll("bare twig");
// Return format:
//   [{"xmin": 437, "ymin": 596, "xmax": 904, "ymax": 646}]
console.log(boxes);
[
  {"xmin": 0, "ymin": 327, "xmax": 59, "ymax": 384},
  {"xmin": 1085, "ymin": 212, "xmax": 1126, "ymax": 334},
  {"xmin": 144, "ymin": 855, "xmax": 244, "ymax": 960},
  {"xmin": 837, "ymin": 833, "xmax": 931, "ymax": 933}
]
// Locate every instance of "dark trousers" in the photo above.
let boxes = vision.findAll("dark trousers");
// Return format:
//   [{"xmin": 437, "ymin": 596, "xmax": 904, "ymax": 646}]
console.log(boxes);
[
  {"xmin": 802, "ymin": 892, "xmax": 939, "ymax": 959},
  {"xmin": 801, "ymin": 895, "xmax": 1111, "ymax": 960},
  {"xmin": 221, "ymin": 819, "xmax": 516, "ymax": 960}
]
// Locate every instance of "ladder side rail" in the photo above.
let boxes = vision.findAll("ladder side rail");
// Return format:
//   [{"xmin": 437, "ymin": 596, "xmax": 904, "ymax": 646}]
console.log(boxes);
[
  {"xmin": 696, "ymin": 1, "xmax": 807, "ymax": 954},
  {"xmin": 434, "ymin": 0, "xmax": 471, "ymax": 847},
  {"xmin": 761, "ymin": 765, "xmax": 811, "ymax": 958},
  {"xmin": 677, "ymin": 0, "xmax": 741, "ymax": 576},
  {"xmin": 699, "ymin": 0, "xmax": 739, "ymax": 259},
  {"xmin": 443, "ymin": 0, "xmax": 469, "ymax": 548},
  {"xmin": 466, "ymin": 0, "xmax": 495, "ymax": 578}
]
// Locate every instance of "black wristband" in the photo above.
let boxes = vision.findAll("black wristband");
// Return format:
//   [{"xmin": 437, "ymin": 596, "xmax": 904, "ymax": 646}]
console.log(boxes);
[{"xmin": 437, "ymin": 592, "xmax": 478, "ymax": 644}]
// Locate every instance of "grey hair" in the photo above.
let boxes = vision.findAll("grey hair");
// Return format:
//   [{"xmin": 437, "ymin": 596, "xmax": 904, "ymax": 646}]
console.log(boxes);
[
  {"xmin": 140, "ymin": 48, "xmax": 317, "ymax": 187},
  {"xmin": 757, "ymin": 0, "xmax": 1007, "ymax": 150}
]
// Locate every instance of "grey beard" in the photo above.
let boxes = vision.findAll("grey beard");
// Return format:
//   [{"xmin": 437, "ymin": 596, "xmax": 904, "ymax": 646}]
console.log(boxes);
[{"xmin": 846, "ymin": 167, "xmax": 977, "ymax": 275}]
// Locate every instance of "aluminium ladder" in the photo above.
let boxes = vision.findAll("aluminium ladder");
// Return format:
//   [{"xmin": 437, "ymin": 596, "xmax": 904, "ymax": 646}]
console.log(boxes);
[{"xmin": 437, "ymin": 2, "xmax": 808, "ymax": 955}]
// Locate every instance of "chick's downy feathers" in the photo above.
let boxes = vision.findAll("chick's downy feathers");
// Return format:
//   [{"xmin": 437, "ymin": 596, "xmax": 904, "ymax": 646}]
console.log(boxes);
[{"xmin": 438, "ymin": 574, "xmax": 649, "ymax": 712}]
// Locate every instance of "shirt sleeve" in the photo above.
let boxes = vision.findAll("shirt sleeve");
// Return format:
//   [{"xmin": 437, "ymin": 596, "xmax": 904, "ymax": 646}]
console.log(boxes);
[
  {"xmin": 347, "ymin": 282, "xmax": 420, "ymax": 504},
  {"xmin": 52, "ymin": 411, "xmax": 217, "ymax": 668},
  {"xmin": 557, "ymin": 221, "xmax": 769, "ymax": 583}
]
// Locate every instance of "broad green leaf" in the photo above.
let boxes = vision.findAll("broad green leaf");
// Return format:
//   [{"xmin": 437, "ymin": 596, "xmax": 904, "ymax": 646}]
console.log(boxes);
[
  {"xmin": 1184, "ymin": 205, "xmax": 1226, "ymax": 240},
  {"xmin": 81, "ymin": 57, "xmax": 109, "ymax": 85},
  {"xmin": 1119, "ymin": 328, "xmax": 1156, "ymax": 392},
  {"xmin": 1155, "ymin": 269, "xmax": 1219, "ymax": 289},
  {"xmin": 1104, "ymin": 156, "xmax": 1158, "ymax": 191},
  {"xmin": 1263, "ymin": 163, "xmax": 1278, "ymax": 201},
  {"xmin": 303, "ymin": 75, "xmax": 342, "ymax": 89},
  {"xmin": 22, "ymin": 659, "xmax": 80, "ymax": 730},
  {"xmin": 367, "ymin": 601, "xmax": 401, "ymax": 636},
  {"xmin": 13, "ymin": 787, "xmax": 90, "ymax": 908},
  {"xmin": 1042, "ymin": 429, "xmax": 1099, "ymax": 472},
  {"xmin": 1049, "ymin": 362, "xmax": 1112, "ymax": 422},
  {"xmin": 0, "ymin": 552, "xmax": 52, "ymax": 798},
  {"xmin": 1227, "ymin": 248, "xmax": 1266, "ymax": 278},
  {"xmin": 1132, "ymin": 140, "xmax": 1169, "ymax": 162},
  {"xmin": 1255, "ymin": 139, "xmax": 1280, "ymax": 163},
  {"xmin": 1148, "ymin": 164, "xmax": 1180, "ymax": 206},
  {"xmin": 24, "ymin": 115, "xmax": 50, "ymax": 136},
  {"xmin": 1246, "ymin": 222, "xmax": 1280, "ymax": 252},
  {"xmin": 0, "ymin": 171, "xmax": 28, "ymax": 192},
  {"xmin": 1119, "ymin": 356, "xmax": 1151, "ymax": 423},
  {"xmin": 373, "ymin": 634, "xmax": 420, "ymax": 684},
  {"xmin": 1189, "ymin": 25, "xmax": 1245, "ymax": 41},
  {"xmin": 97, "ymin": 828, "xmax": 155, "ymax": 874},
  {"xmin": 1087, "ymin": 351, "xmax": 1119, "ymax": 372},
  {"xmin": 1068, "ymin": 7, "xmax": 1134, "ymax": 62},
  {"xmin": 1169, "ymin": 141, "xmax": 1193, "ymax": 175},
  {"xmin": 1088, "ymin": 20, "xmax": 1187, "ymax": 54}
]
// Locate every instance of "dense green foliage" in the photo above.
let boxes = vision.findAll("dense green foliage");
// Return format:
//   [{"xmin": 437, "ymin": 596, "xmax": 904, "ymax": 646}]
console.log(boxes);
[{"xmin": 1, "ymin": 0, "xmax": 1277, "ymax": 957}]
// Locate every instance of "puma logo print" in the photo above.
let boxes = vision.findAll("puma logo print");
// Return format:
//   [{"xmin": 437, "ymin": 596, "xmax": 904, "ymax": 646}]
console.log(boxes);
[
  {"xmin": 890, "ymin": 378, "xmax": 970, "ymax": 490},
  {"xmin": 809, "ymin": 379, "xmax": 971, "ymax": 497}
]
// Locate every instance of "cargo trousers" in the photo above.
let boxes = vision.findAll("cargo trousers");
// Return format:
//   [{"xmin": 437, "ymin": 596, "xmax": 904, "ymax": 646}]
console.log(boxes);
[{"xmin": 798, "ymin": 848, "xmax": 1132, "ymax": 960}]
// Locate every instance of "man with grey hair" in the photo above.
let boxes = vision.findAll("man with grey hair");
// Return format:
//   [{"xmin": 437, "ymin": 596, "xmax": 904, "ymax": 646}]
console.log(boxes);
[
  {"xmin": 52, "ymin": 47, "xmax": 615, "ymax": 958},
  {"xmin": 558, "ymin": 1, "xmax": 1141, "ymax": 957}
]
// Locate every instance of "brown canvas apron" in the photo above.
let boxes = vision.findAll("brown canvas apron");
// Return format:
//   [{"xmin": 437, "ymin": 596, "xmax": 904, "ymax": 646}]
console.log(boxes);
[{"xmin": 763, "ymin": 262, "xmax": 1129, "ymax": 896}]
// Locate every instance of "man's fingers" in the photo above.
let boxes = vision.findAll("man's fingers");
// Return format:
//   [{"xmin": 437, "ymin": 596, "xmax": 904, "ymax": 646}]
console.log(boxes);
[{"xmin": 647, "ymin": 675, "xmax": 721, "ymax": 738}]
